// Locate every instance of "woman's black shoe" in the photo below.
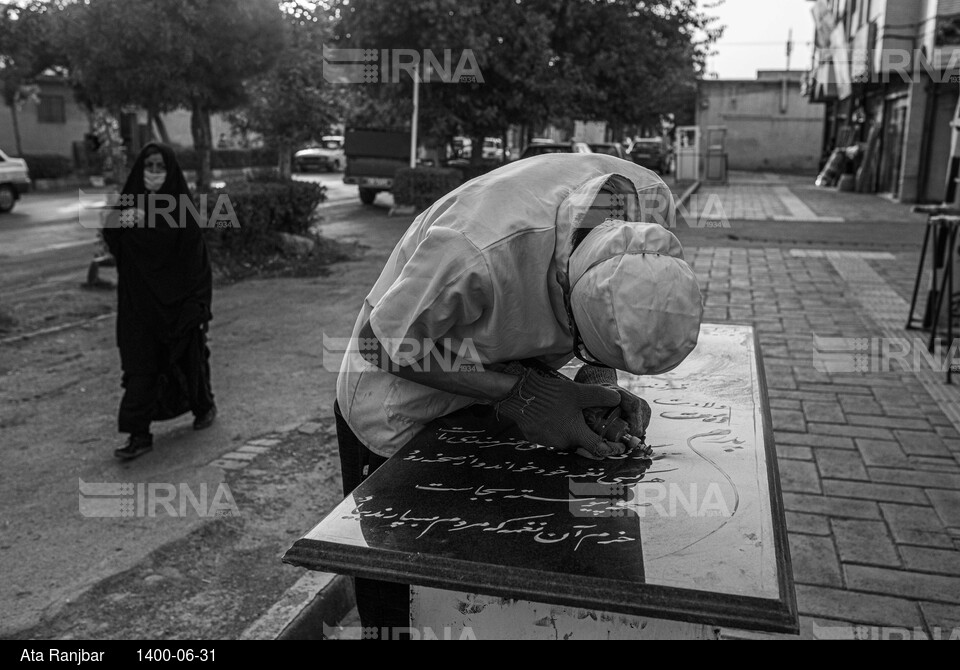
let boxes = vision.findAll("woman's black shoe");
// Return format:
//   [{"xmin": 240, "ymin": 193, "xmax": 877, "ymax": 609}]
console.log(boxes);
[
  {"xmin": 114, "ymin": 434, "xmax": 153, "ymax": 460},
  {"xmin": 193, "ymin": 404, "xmax": 217, "ymax": 430}
]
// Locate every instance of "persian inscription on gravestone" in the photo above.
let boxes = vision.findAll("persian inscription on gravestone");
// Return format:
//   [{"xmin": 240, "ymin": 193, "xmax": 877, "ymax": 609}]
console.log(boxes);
[{"xmin": 294, "ymin": 324, "xmax": 784, "ymax": 605}]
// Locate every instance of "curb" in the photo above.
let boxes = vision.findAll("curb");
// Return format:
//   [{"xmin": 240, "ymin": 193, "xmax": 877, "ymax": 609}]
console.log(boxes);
[
  {"xmin": 227, "ymin": 419, "xmax": 356, "ymax": 640},
  {"xmin": 240, "ymin": 571, "xmax": 355, "ymax": 640},
  {"xmin": 0, "ymin": 312, "xmax": 115, "ymax": 345}
]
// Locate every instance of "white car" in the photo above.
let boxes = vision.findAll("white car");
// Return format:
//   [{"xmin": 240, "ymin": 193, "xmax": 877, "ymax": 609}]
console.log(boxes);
[
  {"xmin": 294, "ymin": 135, "xmax": 345, "ymax": 173},
  {"xmin": 0, "ymin": 148, "xmax": 31, "ymax": 213}
]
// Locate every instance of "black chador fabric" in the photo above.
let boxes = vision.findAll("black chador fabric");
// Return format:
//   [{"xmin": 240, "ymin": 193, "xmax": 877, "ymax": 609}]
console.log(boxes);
[{"xmin": 102, "ymin": 143, "xmax": 213, "ymax": 424}]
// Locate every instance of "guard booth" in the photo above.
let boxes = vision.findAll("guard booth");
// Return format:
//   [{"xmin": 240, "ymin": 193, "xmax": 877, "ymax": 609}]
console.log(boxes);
[
  {"xmin": 675, "ymin": 126, "xmax": 700, "ymax": 182},
  {"xmin": 705, "ymin": 126, "xmax": 728, "ymax": 184}
]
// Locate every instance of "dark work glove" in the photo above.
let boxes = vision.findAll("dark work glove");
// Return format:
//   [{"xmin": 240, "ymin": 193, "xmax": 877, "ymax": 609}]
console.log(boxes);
[
  {"xmin": 495, "ymin": 366, "xmax": 622, "ymax": 458},
  {"xmin": 574, "ymin": 365, "xmax": 651, "ymax": 440}
]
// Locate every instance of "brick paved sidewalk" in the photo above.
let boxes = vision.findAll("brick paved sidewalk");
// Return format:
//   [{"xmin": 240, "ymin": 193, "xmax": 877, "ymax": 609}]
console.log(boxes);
[
  {"xmin": 687, "ymin": 172, "xmax": 929, "ymax": 225},
  {"xmin": 688, "ymin": 244, "xmax": 960, "ymax": 639}
]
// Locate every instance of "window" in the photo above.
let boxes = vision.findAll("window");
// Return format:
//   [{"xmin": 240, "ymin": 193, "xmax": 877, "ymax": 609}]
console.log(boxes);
[{"xmin": 37, "ymin": 95, "xmax": 66, "ymax": 124}]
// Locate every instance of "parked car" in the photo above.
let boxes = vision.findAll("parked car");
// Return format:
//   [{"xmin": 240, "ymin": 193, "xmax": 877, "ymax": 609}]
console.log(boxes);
[
  {"xmin": 294, "ymin": 135, "xmax": 345, "ymax": 173},
  {"xmin": 0, "ymin": 148, "xmax": 31, "ymax": 213},
  {"xmin": 628, "ymin": 138, "xmax": 670, "ymax": 174},
  {"xmin": 519, "ymin": 142, "xmax": 592, "ymax": 160},
  {"xmin": 482, "ymin": 137, "xmax": 508, "ymax": 161},
  {"xmin": 450, "ymin": 136, "xmax": 509, "ymax": 163},
  {"xmin": 588, "ymin": 142, "xmax": 628, "ymax": 160},
  {"xmin": 342, "ymin": 128, "xmax": 410, "ymax": 205}
]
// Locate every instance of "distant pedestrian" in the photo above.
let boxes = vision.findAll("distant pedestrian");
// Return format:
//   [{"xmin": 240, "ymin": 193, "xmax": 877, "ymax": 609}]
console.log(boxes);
[{"xmin": 101, "ymin": 143, "xmax": 217, "ymax": 460}]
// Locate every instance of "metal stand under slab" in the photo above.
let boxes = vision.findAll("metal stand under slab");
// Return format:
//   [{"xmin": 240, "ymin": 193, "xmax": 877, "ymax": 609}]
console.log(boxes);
[{"xmin": 906, "ymin": 206, "xmax": 960, "ymax": 384}]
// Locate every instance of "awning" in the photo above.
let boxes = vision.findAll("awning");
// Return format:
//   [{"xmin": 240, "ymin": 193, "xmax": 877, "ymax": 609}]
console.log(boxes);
[{"xmin": 830, "ymin": 25, "xmax": 853, "ymax": 100}]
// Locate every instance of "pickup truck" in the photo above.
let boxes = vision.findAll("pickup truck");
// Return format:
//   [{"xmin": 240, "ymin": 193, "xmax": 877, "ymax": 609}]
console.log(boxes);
[
  {"xmin": 0, "ymin": 148, "xmax": 31, "ymax": 213},
  {"xmin": 342, "ymin": 128, "xmax": 410, "ymax": 205}
]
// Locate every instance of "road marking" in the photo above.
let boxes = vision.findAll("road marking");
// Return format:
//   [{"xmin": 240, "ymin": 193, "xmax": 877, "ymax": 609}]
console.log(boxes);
[
  {"xmin": 773, "ymin": 186, "xmax": 844, "ymax": 222},
  {"xmin": 790, "ymin": 250, "xmax": 895, "ymax": 260}
]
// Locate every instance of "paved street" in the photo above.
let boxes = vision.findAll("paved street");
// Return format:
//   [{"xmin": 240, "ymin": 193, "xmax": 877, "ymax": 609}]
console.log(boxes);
[{"xmin": 2, "ymin": 170, "xmax": 960, "ymax": 639}]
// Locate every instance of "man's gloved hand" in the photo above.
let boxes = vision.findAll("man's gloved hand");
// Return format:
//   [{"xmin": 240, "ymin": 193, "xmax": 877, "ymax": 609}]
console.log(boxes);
[
  {"xmin": 574, "ymin": 365, "xmax": 651, "ymax": 440},
  {"xmin": 495, "ymin": 365, "xmax": 623, "ymax": 458}
]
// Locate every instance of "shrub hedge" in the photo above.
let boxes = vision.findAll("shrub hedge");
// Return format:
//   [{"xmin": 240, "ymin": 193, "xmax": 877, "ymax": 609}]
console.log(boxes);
[
  {"xmin": 444, "ymin": 159, "xmax": 503, "ymax": 183},
  {"xmin": 392, "ymin": 167, "xmax": 463, "ymax": 209},
  {"xmin": 199, "ymin": 177, "xmax": 327, "ymax": 257},
  {"xmin": 176, "ymin": 147, "xmax": 279, "ymax": 172},
  {"xmin": 22, "ymin": 154, "xmax": 75, "ymax": 180}
]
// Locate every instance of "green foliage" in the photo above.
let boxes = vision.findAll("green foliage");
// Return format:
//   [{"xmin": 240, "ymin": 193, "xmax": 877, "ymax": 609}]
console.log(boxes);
[
  {"xmin": 392, "ymin": 167, "xmax": 463, "ymax": 209},
  {"xmin": 58, "ymin": 0, "xmax": 286, "ymax": 189},
  {"xmin": 90, "ymin": 110, "xmax": 127, "ymax": 182},
  {"xmin": 0, "ymin": 2, "xmax": 61, "ymax": 106},
  {"xmin": 229, "ymin": 6, "xmax": 341, "ymax": 166},
  {"xmin": 328, "ymin": 0, "xmax": 723, "ymax": 139},
  {"xmin": 201, "ymin": 179, "xmax": 327, "ymax": 256},
  {"xmin": 0, "ymin": 2, "xmax": 64, "ymax": 155},
  {"xmin": 175, "ymin": 148, "xmax": 280, "ymax": 172},
  {"xmin": 21, "ymin": 154, "xmax": 73, "ymax": 180},
  {"xmin": 60, "ymin": 0, "xmax": 285, "ymax": 114}
]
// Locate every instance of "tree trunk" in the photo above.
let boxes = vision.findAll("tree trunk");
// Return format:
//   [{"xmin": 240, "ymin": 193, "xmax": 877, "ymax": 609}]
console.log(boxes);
[
  {"xmin": 278, "ymin": 142, "xmax": 292, "ymax": 180},
  {"xmin": 471, "ymin": 133, "xmax": 484, "ymax": 165},
  {"xmin": 190, "ymin": 100, "xmax": 212, "ymax": 191},
  {"xmin": 150, "ymin": 110, "xmax": 171, "ymax": 145},
  {"xmin": 10, "ymin": 103, "xmax": 22, "ymax": 157}
]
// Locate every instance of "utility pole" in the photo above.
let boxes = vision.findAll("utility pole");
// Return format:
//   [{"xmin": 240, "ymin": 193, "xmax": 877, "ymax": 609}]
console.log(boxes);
[
  {"xmin": 410, "ymin": 66, "xmax": 420, "ymax": 169},
  {"xmin": 787, "ymin": 28, "xmax": 793, "ymax": 71},
  {"xmin": 782, "ymin": 29, "xmax": 793, "ymax": 114}
]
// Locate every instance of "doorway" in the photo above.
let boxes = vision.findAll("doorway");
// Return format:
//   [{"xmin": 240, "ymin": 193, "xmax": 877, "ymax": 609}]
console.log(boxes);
[{"xmin": 878, "ymin": 97, "xmax": 908, "ymax": 196}]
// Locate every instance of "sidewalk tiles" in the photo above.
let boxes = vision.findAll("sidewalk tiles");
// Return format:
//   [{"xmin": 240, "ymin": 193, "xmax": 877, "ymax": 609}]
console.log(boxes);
[
  {"xmin": 687, "ymin": 244, "xmax": 960, "ymax": 639},
  {"xmin": 688, "ymin": 174, "xmax": 929, "ymax": 225}
]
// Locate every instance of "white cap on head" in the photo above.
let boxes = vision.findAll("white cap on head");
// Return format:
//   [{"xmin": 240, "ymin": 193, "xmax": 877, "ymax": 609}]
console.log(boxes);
[{"xmin": 568, "ymin": 221, "xmax": 703, "ymax": 375}]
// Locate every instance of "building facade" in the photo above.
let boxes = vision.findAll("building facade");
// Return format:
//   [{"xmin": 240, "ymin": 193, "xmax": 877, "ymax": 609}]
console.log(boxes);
[
  {"xmin": 697, "ymin": 70, "xmax": 827, "ymax": 173},
  {"xmin": 805, "ymin": 0, "xmax": 960, "ymax": 203},
  {"xmin": 0, "ymin": 75, "xmax": 240, "ymax": 165},
  {"xmin": 0, "ymin": 75, "xmax": 89, "ymax": 159}
]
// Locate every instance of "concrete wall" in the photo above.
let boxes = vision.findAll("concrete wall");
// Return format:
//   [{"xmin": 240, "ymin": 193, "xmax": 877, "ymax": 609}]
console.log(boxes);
[
  {"xmin": 0, "ymin": 79, "xmax": 89, "ymax": 158},
  {"xmin": 697, "ymin": 77, "xmax": 826, "ymax": 173}
]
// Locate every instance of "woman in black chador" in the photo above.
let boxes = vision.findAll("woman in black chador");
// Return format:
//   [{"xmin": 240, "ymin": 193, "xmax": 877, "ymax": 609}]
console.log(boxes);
[{"xmin": 102, "ymin": 143, "xmax": 216, "ymax": 460}]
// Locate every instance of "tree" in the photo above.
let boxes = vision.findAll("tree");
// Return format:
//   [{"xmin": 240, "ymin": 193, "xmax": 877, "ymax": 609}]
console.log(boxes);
[
  {"xmin": 228, "ymin": 2, "xmax": 342, "ymax": 179},
  {"xmin": 539, "ymin": 0, "xmax": 723, "ymax": 136},
  {"xmin": 326, "ymin": 0, "xmax": 722, "ymax": 152},
  {"xmin": 330, "ymin": 0, "xmax": 558, "ymax": 161},
  {"xmin": 0, "ymin": 1, "xmax": 61, "ymax": 156},
  {"xmin": 56, "ymin": 0, "xmax": 187, "ymax": 146},
  {"xmin": 60, "ymin": 0, "xmax": 285, "ymax": 190}
]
